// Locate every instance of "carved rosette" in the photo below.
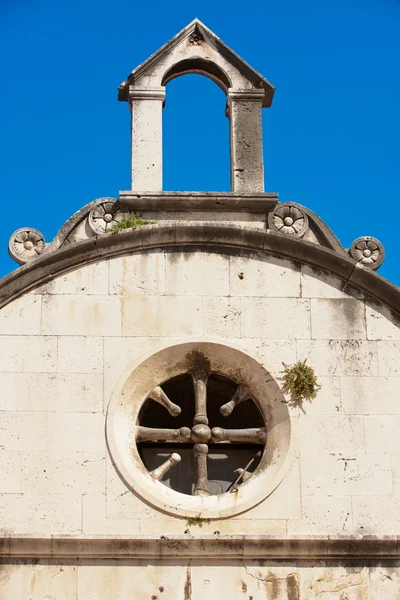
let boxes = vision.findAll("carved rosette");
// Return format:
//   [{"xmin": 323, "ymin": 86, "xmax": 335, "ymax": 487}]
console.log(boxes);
[
  {"xmin": 8, "ymin": 228, "xmax": 46, "ymax": 265},
  {"xmin": 88, "ymin": 198, "xmax": 130, "ymax": 235},
  {"xmin": 349, "ymin": 236, "xmax": 385, "ymax": 270},
  {"xmin": 268, "ymin": 203, "xmax": 309, "ymax": 237}
]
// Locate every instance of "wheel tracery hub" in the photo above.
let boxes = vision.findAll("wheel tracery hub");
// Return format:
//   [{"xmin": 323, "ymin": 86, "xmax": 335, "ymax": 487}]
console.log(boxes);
[{"xmin": 136, "ymin": 370, "xmax": 266, "ymax": 496}]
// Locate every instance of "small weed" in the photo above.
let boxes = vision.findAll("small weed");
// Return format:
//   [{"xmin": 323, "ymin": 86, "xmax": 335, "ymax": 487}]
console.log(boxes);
[
  {"xmin": 111, "ymin": 212, "xmax": 153, "ymax": 232},
  {"xmin": 281, "ymin": 359, "xmax": 320, "ymax": 407},
  {"xmin": 186, "ymin": 516, "xmax": 210, "ymax": 528}
]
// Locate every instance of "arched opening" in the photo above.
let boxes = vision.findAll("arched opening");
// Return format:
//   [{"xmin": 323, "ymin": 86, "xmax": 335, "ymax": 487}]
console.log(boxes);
[{"xmin": 162, "ymin": 73, "xmax": 230, "ymax": 192}]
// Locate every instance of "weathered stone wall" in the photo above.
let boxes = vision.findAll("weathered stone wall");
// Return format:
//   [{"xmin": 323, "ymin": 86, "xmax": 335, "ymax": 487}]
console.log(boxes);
[
  {"xmin": 1, "ymin": 248, "xmax": 399, "ymax": 598},
  {"xmin": 1, "ymin": 560, "xmax": 400, "ymax": 599}
]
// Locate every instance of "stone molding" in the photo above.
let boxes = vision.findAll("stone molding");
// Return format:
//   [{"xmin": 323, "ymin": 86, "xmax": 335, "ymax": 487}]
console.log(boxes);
[
  {"xmin": 1, "ymin": 224, "xmax": 399, "ymax": 315},
  {"xmin": 118, "ymin": 191, "xmax": 278, "ymax": 213},
  {"xmin": 1, "ymin": 536, "xmax": 399, "ymax": 561}
]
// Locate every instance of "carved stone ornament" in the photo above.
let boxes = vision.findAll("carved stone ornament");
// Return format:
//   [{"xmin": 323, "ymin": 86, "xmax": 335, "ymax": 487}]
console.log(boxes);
[
  {"xmin": 268, "ymin": 203, "xmax": 309, "ymax": 237},
  {"xmin": 349, "ymin": 236, "xmax": 385, "ymax": 270},
  {"xmin": 88, "ymin": 198, "xmax": 130, "ymax": 235},
  {"xmin": 8, "ymin": 228, "xmax": 45, "ymax": 265}
]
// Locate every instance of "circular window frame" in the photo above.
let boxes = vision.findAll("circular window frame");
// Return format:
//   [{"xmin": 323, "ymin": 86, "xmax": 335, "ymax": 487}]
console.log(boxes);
[{"xmin": 106, "ymin": 342, "xmax": 295, "ymax": 519}]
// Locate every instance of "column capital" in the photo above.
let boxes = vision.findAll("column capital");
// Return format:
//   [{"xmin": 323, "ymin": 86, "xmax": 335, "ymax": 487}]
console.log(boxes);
[
  {"xmin": 227, "ymin": 88, "xmax": 265, "ymax": 103},
  {"xmin": 128, "ymin": 86, "xmax": 166, "ymax": 102}
]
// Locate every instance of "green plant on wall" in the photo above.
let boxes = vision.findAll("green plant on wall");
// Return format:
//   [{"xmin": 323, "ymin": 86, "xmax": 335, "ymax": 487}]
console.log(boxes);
[
  {"xmin": 111, "ymin": 212, "xmax": 153, "ymax": 232},
  {"xmin": 281, "ymin": 359, "xmax": 320, "ymax": 408},
  {"xmin": 186, "ymin": 516, "xmax": 210, "ymax": 528}
]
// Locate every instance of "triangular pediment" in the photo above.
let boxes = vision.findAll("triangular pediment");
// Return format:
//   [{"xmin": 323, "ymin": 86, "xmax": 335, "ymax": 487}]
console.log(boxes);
[{"xmin": 118, "ymin": 19, "xmax": 274, "ymax": 106}]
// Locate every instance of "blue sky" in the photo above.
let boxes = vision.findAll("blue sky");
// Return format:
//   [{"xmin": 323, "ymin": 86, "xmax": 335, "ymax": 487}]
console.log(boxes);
[{"xmin": 1, "ymin": 0, "xmax": 399, "ymax": 284}]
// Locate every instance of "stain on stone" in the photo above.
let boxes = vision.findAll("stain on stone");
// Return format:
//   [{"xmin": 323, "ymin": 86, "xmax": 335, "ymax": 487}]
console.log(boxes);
[
  {"xmin": 238, "ymin": 272, "xmax": 244, "ymax": 280},
  {"xmin": 286, "ymin": 573, "xmax": 299, "ymax": 600},
  {"xmin": 241, "ymin": 580, "xmax": 247, "ymax": 593},
  {"xmin": 184, "ymin": 350, "xmax": 211, "ymax": 374},
  {"xmin": 184, "ymin": 564, "xmax": 192, "ymax": 600}
]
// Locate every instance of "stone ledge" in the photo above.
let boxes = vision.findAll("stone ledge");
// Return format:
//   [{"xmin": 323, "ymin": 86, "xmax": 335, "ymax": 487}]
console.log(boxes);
[
  {"xmin": 1, "ymin": 536, "xmax": 399, "ymax": 561},
  {"xmin": 119, "ymin": 191, "xmax": 278, "ymax": 212},
  {"xmin": 1, "ymin": 225, "xmax": 399, "ymax": 317}
]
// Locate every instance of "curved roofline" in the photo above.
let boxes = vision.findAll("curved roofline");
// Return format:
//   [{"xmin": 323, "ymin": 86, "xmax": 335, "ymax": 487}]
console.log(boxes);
[{"xmin": 1, "ymin": 224, "xmax": 399, "ymax": 316}]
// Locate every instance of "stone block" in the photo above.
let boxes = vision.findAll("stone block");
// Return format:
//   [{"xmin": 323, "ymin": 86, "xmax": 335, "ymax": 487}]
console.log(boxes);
[
  {"xmin": 299, "ymin": 376, "xmax": 341, "ymax": 415},
  {"xmin": 0, "ymin": 562, "xmax": 78, "ymax": 600},
  {"xmin": 392, "ymin": 455, "xmax": 400, "ymax": 495},
  {"xmin": 0, "ymin": 335, "xmax": 57, "ymax": 372},
  {"xmin": 300, "ymin": 566, "xmax": 370, "ymax": 600},
  {"xmin": 0, "ymin": 294, "xmax": 41, "ymax": 334},
  {"xmin": 58, "ymin": 336, "xmax": 103, "ymax": 373},
  {"xmin": 0, "ymin": 450, "xmax": 21, "ymax": 493},
  {"xmin": 296, "ymin": 340, "xmax": 378, "ymax": 376},
  {"xmin": 341, "ymin": 376, "xmax": 400, "ymax": 414},
  {"xmin": 287, "ymin": 495, "xmax": 353, "ymax": 535},
  {"xmin": 42, "ymin": 295, "xmax": 121, "ymax": 336},
  {"xmin": 0, "ymin": 411, "xmax": 46, "ymax": 451},
  {"xmin": 77, "ymin": 562, "xmax": 189, "ymax": 600},
  {"xmin": 353, "ymin": 496, "xmax": 400, "ymax": 534},
  {"xmin": 0, "ymin": 493, "xmax": 82, "ymax": 535},
  {"xmin": 121, "ymin": 296, "xmax": 202, "ymax": 336},
  {"xmin": 301, "ymin": 265, "xmax": 349, "ymax": 298},
  {"xmin": 5, "ymin": 372, "xmax": 103, "ymax": 412},
  {"xmin": 364, "ymin": 415, "xmax": 400, "ymax": 454},
  {"xmin": 300, "ymin": 451, "xmax": 392, "ymax": 496},
  {"xmin": 165, "ymin": 250, "xmax": 229, "ymax": 296},
  {"xmin": 109, "ymin": 250, "xmax": 165, "ymax": 295},
  {"xmin": 369, "ymin": 567, "xmax": 400, "ymax": 600},
  {"xmin": 366, "ymin": 301, "xmax": 400, "ymax": 340},
  {"xmin": 21, "ymin": 451, "xmax": 105, "ymax": 494},
  {"xmin": 241, "ymin": 298, "xmax": 311, "ymax": 339},
  {"xmin": 0, "ymin": 373, "xmax": 18, "ymax": 409},
  {"xmin": 83, "ymin": 494, "xmax": 141, "ymax": 534},
  {"xmin": 299, "ymin": 415, "xmax": 365, "ymax": 455},
  {"xmin": 377, "ymin": 341, "xmax": 400, "ymax": 376},
  {"xmin": 310, "ymin": 298, "xmax": 366, "ymax": 339},
  {"xmin": 237, "ymin": 338, "xmax": 297, "ymax": 376},
  {"xmin": 47, "ymin": 412, "xmax": 105, "ymax": 453},
  {"xmin": 106, "ymin": 454, "xmax": 156, "ymax": 519},
  {"xmin": 229, "ymin": 253, "xmax": 300, "ymax": 297},
  {"xmin": 40, "ymin": 260, "xmax": 109, "ymax": 294},
  {"xmin": 202, "ymin": 297, "xmax": 241, "ymax": 338}
]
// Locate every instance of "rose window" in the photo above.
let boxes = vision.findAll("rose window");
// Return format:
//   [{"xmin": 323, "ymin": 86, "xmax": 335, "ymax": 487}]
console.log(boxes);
[
  {"xmin": 138, "ymin": 372, "xmax": 265, "ymax": 495},
  {"xmin": 107, "ymin": 342, "xmax": 293, "ymax": 518}
]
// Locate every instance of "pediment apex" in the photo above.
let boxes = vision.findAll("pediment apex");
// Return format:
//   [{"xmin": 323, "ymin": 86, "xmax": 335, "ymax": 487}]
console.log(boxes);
[{"xmin": 118, "ymin": 19, "xmax": 275, "ymax": 106}]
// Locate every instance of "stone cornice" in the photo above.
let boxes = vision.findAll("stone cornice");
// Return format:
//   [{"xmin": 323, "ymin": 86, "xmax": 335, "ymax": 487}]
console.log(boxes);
[
  {"xmin": 1, "ymin": 536, "xmax": 399, "ymax": 561},
  {"xmin": 118, "ymin": 191, "xmax": 278, "ymax": 212},
  {"xmin": 1, "ymin": 224, "xmax": 399, "ymax": 317}
]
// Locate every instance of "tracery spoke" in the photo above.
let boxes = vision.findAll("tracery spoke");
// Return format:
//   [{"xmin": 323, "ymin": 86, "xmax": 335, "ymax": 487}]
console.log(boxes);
[
  {"xmin": 193, "ymin": 443, "xmax": 210, "ymax": 496},
  {"xmin": 150, "ymin": 453, "xmax": 181, "ymax": 480},
  {"xmin": 211, "ymin": 427, "xmax": 266, "ymax": 444},
  {"xmin": 147, "ymin": 386, "xmax": 181, "ymax": 416},
  {"xmin": 135, "ymin": 426, "xmax": 191, "ymax": 443},
  {"xmin": 192, "ymin": 370, "xmax": 209, "ymax": 425},
  {"xmin": 220, "ymin": 385, "xmax": 251, "ymax": 416}
]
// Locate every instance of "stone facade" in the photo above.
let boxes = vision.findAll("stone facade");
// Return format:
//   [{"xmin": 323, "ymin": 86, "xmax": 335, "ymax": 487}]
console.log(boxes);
[{"xmin": 1, "ymin": 18, "xmax": 400, "ymax": 600}]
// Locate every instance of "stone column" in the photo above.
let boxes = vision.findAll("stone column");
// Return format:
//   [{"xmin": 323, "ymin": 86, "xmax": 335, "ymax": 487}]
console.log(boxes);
[
  {"xmin": 227, "ymin": 89, "xmax": 265, "ymax": 193},
  {"xmin": 128, "ymin": 86, "xmax": 166, "ymax": 191}
]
